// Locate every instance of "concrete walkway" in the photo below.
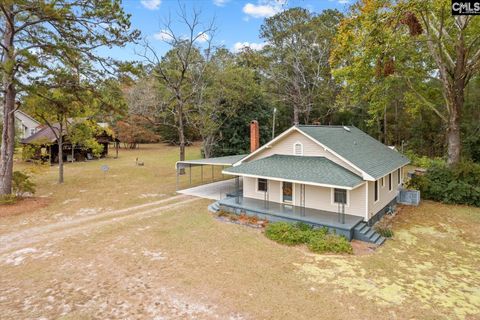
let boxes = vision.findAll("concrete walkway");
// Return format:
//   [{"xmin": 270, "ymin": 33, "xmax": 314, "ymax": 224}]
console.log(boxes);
[{"xmin": 177, "ymin": 178, "xmax": 242, "ymax": 200}]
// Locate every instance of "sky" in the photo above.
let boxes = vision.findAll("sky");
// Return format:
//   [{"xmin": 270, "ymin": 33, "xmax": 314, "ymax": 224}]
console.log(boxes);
[{"xmin": 101, "ymin": 0, "xmax": 351, "ymax": 62}]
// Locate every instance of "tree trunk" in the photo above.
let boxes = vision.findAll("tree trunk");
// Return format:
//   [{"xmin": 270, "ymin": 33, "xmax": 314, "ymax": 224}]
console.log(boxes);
[
  {"xmin": 293, "ymin": 106, "xmax": 300, "ymax": 125},
  {"xmin": 446, "ymin": 91, "xmax": 462, "ymax": 166},
  {"xmin": 0, "ymin": 7, "xmax": 16, "ymax": 196},
  {"xmin": 58, "ymin": 122, "xmax": 64, "ymax": 183},
  {"xmin": 71, "ymin": 144, "xmax": 75, "ymax": 163},
  {"xmin": 177, "ymin": 103, "xmax": 186, "ymax": 175},
  {"xmin": 202, "ymin": 135, "xmax": 215, "ymax": 159},
  {"xmin": 446, "ymin": 36, "xmax": 466, "ymax": 166}
]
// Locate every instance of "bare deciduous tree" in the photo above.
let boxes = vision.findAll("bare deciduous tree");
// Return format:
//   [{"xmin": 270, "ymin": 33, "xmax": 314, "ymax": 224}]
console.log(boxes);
[{"xmin": 137, "ymin": 5, "xmax": 215, "ymax": 172}]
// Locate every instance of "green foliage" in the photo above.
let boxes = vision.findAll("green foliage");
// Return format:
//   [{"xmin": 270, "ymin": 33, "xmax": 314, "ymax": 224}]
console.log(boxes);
[
  {"xmin": 21, "ymin": 145, "xmax": 37, "ymax": 161},
  {"xmin": 83, "ymin": 138, "xmax": 104, "ymax": 158},
  {"xmin": 264, "ymin": 222, "xmax": 307, "ymax": 246},
  {"xmin": 307, "ymin": 233, "xmax": 353, "ymax": 254},
  {"xmin": 0, "ymin": 194, "xmax": 17, "ymax": 205},
  {"xmin": 295, "ymin": 222, "xmax": 313, "ymax": 232},
  {"xmin": 374, "ymin": 225, "xmax": 394, "ymax": 238},
  {"xmin": 12, "ymin": 171, "xmax": 36, "ymax": 197},
  {"xmin": 264, "ymin": 222, "xmax": 352, "ymax": 254},
  {"xmin": 404, "ymin": 150, "xmax": 444, "ymax": 168},
  {"xmin": 409, "ymin": 162, "xmax": 480, "ymax": 207}
]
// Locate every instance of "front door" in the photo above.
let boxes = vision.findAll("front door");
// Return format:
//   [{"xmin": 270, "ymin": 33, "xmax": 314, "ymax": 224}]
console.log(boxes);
[{"xmin": 282, "ymin": 182, "xmax": 293, "ymax": 204}]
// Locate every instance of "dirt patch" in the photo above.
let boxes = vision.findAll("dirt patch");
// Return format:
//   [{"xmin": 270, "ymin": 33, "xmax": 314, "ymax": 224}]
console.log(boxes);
[
  {"xmin": 351, "ymin": 240, "xmax": 377, "ymax": 255},
  {"xmin": 0, "ymin": 197, "xmax": 50, "ymax": 218}
]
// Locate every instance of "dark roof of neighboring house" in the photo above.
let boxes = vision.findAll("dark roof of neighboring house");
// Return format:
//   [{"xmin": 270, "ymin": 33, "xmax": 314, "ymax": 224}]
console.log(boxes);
[
  {"xmin": 224, "ymin": 154, "xmax": 364, "ymax": 189},
  {"xmin": 22, "ymin": 122, "xmax": 116, "ymax": 145},
  {"xmin": 296, "ymin": 125, "xmax": 410, "ymax": 180},
  {"xmin": 21, "ymin": 123, "xmax": 62, "ymax": 144}
]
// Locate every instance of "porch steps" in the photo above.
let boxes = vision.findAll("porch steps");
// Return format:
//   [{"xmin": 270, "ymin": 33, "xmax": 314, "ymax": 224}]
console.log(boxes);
[
  {"xmin": 208, "ymin": 201, "xmax": 221, "ymax": 213},
  {"xmin": 353, "ymin": 222, "xmax": 386, "ymax": 245}
]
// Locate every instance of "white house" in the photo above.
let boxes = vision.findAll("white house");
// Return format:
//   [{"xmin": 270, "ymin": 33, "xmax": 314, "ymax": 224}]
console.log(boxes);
[
  {"xmin": 14, "ymin": 110, "xmax": 41, "ymax": 139},
  {"xmin": 177, "ymin": 122, "xmax": 410, "ymax": 244}
]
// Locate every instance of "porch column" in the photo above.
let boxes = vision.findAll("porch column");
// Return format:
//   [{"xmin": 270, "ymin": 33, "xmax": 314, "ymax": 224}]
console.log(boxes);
[
  {"xmin": 265, "ymin": 179, "xmax": 270, "ymax": 209},
  {"xmin": 235, "ymin": 176, "xmax": 240, "ymax": 204}
]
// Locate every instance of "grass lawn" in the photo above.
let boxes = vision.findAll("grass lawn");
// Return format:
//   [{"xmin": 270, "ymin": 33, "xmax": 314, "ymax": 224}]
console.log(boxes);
[{"xmin": 0, "ymin": 144, "xmax": 479, "ymax": 319}]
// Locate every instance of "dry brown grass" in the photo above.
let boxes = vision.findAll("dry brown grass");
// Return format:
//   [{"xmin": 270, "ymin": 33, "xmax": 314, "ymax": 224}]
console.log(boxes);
[{"xmin": 0, "ymin": 144, "xmax": 479, "ymax": 319}]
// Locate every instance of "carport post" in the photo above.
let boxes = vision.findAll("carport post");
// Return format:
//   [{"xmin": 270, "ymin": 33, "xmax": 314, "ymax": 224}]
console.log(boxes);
[{"xmin": 175, "ymin": 165, "xmax": 179, "ymax": 191}]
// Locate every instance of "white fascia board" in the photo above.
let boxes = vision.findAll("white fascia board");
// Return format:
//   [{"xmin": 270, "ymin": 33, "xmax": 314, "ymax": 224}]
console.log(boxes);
[
  {"xmin": 296, "ymin": 128, "xmax": 376, "ymax": 181},
  {"xmin": 231, "ymin": 126, "xmax": 298, "ymax": 166}
]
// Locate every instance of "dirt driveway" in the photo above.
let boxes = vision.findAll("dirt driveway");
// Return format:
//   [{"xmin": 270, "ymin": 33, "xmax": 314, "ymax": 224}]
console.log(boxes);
[
  {"xmin": 1, "ymin": 198, "xmax": 480, "ymax": 320},
  {"xmin": 2, "ymin": 145, "xmax": 480, "ymax": 319}
]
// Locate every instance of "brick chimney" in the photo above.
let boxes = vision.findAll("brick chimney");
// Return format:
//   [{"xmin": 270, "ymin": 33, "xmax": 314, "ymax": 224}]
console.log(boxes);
[{"xmin": 250, "ymin": 120, "xmax": 260, "ymax": 153}]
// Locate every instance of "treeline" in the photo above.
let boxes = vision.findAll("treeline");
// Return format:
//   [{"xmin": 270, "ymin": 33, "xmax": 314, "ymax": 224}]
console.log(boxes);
[
  {"xmin": 124, "ymin": 2, "xmax": 480, "ymax": 165},
  {"xmin": 2, "ymin": 1, "xmax": 480, "ymax": 196}
]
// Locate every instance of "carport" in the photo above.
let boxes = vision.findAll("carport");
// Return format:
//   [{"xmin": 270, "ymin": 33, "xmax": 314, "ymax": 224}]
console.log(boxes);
[{"xmin": 175, "ymin": 154, "xmax": 246, "ymax": 199}]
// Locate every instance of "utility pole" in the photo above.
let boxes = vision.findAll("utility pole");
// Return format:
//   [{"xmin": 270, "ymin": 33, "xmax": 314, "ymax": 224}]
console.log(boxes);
[{"xmin": 272, "ymin": 108, "xmax": 277, "ymax": 140}]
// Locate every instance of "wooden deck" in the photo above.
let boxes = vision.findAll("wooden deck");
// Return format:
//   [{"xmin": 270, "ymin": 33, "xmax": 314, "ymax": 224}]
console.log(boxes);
[{"xmin": 218, "ymin": 196, "xmax": 364, "ymax": 240}]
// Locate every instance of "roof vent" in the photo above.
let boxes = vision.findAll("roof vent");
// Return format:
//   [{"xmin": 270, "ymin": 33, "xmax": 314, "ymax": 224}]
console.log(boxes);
[{"xmin": 343, "ymin": 126, "xmax": 351, "ymax": 132}]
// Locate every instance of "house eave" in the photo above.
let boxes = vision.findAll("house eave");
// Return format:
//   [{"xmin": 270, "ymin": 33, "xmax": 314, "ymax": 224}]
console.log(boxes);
[{"xmin": 222, "ymin": 170, "xmax": 365, "ymax": 191}]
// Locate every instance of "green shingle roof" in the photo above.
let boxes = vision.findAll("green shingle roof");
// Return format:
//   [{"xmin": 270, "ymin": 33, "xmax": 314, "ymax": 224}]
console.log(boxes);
[
  {"xmin": 224, "ymin": 154, "xmax": 364, "ymax": 189},
  {"xmin": 297, "ymin": 126, "xmax": 410, "ymax": 180}
]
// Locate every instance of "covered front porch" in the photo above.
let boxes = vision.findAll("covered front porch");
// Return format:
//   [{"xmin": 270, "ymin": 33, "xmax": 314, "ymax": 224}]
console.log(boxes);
[{"xmin": 218, "ymin": 196, "xmax": 363, "ymax": 240}]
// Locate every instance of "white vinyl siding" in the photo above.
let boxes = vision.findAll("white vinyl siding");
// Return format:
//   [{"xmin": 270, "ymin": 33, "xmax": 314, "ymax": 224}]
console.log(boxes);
[
  {"xmin": 368, "ymin": 167, "xmax": 404, "ymax": 219},
  {"xmin": 244, "ymin": 177, "xmax": 366, "ymax": 219},
  {"xmin": 247, "ymin": 130, "xmax": 363, "ymax": 176}
]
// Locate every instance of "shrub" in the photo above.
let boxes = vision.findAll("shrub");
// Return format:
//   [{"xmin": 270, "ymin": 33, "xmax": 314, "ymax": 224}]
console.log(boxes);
[
  {"xmin": 0, "ymin": 194, "xmax": 17, "ymax": 205},
  {"xmin": 404, "ymin": 150, "xmax": 444, "ymax": 169},
  {"xmin": 12, "ymin": 171, "xmax": 36, "ymax": 197},
  {"xmin": 264, "ymin": 222, "xmax": 306, "ymax": 245},
  {"xmin": 375, "ymin": 225, "xmax": 394, "ymax": 238},
  {"xmin": 307, "ymin": 234, "xmax": 353, "ymax": 254},
  {"xmin": 265, "ymin": 222, "xmax": 352, "ymax": 254},
  {"xmin": 374, "ymin": 216, "xmax": 394, "ymax": 238},
  {"xmin": 409, "ymin": 162, "xmax": 480, "ymax": 207},
  {"xmin": 295, "ymin": 222, "xmax": 313, "ymax": 231}
]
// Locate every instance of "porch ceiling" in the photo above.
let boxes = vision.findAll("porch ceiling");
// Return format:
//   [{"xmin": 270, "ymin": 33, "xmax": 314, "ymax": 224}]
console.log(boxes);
[{"xmin": 223, "ymin": 154, "xmax": 364, "ymax": 189}]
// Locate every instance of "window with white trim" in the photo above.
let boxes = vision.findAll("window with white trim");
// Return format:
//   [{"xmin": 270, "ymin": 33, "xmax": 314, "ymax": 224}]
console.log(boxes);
[
  {"xmin": 389, "ymin": 173, "xmax": 392, "ymax": 191},
  {"xmin": 381, "ymin": 177, "xmax": 385, "ymax": 187},
  {"xmin": 257, "ymin": 178, "xmax": 268, "ymax": 192},
  {"xmin": 374, "ymin": 180, "xmax": 379, "ymax": 202},
  {"xmin": 397, "ymin": 168, "xmax": 401, "ymax": 184},
  {"xmin": 293, "ymin": 142, "xmax": 303, "ymax": 156},
  {"xmin": 333, "ymin": 188, "xmax": 347, "ymax": 204}
]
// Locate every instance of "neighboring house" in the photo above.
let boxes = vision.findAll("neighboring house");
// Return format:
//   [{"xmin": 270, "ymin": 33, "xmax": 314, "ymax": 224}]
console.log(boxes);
[
  {"xmin": 21, "ymin": 122, "xmax": 117, "ymax": 164},
  {"xmin": 0, "ymin": 105, "xmax": 40, "ymax": 139},
  {"xmin": 177, "ymin": 121, "xmax": 410, "ymax": 244},
  {"xmin": 15, "ymin": 110, "xmax": 41, "ymax": 139}
]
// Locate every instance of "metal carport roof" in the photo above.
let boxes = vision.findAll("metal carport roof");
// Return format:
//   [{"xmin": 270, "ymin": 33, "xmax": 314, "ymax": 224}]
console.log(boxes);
[{"xmin": 176, "ymin": 154, "xmax": 247, "ymax": 170}]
